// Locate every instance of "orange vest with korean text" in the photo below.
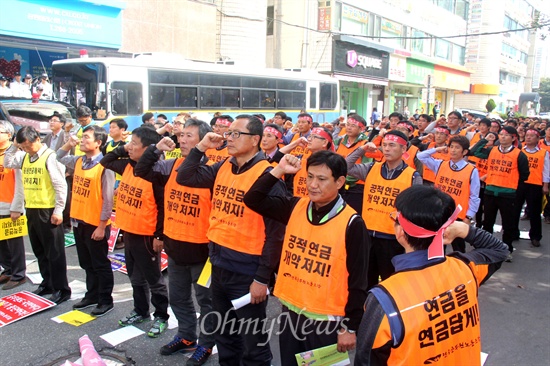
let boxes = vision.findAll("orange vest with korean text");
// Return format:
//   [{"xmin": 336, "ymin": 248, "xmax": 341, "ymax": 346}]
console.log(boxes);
[
  {"xmin": 289, "ymin": 132, "xmax": 311, "ymax": 158},
  {"xmin": 0, "ymin": 153, "xmax": 15, "ymax": 204},
  {"xmin": 434, "ymin": 161, "xmax": 474, "ymax": 220},
  {"xmin": 164, "ymin": 158, "xmax": 211, "ymax": 243},
  {"xmin": 523, "ymin": 148, "xmax": 546, "ymax": 186},
  {"xmin": 71, "ymin": 158, "xmax": 109, "ymax": 226},
  {"xmin": 205, "ymin": 146, "xmax": 230, "ymax": 164},
  {"xmin": 116, "ymin": 164, "xmax": 157, "ymax": 236},
  {"xmin": 404, "ymin": 144, "xmax": 419, "ymax": 170},
  {"xmin": 336, "ymin": 139, "xmax": 367, "ymax": 184},
  {"xmin": 293, "ymin": 161, "xmax": 308, "ymax": 197},
  {"xmin": 485, "ymin": 147, "xmax": 520, "ymax": 190},
  {"xmin": 373, "ymin": 257, "xmax": 482, "ymax": 365},
  {"xmin": 207, "ymin": 159, "xmax": 271, "ymax": 255},
  {"xmin": 362, "ymin": 163, "xmax": 415, "ymax": 235},
  {"xmin": 468, "ymin": 133, "xmax": 483, "ymax": 166},
  {"xmin": 423, "ymin": 143, "xmax": 450, "ymax": 183},
  {"xmin": 275, "ymin": 198, "xmax": 356, "ymax": 316},
  {"xmin": 539, "ymin": 140, "xmax": 550, "ymax": 153}
]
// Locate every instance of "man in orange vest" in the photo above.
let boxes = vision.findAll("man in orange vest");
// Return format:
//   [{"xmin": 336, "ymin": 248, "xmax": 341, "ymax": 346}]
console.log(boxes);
[
  {"xmin": 134, "ymin": 119, "xmax": 216, "ymax": 365},
  {"xmin": 355, "ymin": 185, "xmax": 509, "ymax": 365},
  {"xmin": 346, "ymin": 130, "xmax": 422, "ymax": 289},
  {"xmin": 57, "ymin": 125, "xmax": 115, "ymax": 316},
  {"xmin": 511, "ymin": 128, "xmax": 549, "ymax": 247},
  {"xmin": 334, "ymin": 114, "xmax": 371, "ymax": 214},
  {"xmin": 4, "ymin": 126, "xmax": 70, "ymax": 303},
  {"xmin": 100, "ymin": 127, "xmax": 170, "ymax": 338},
  {"xmin": 0, "ymin": 121, "xmax": 26, "ymax": 290},
  {"xmin": 418, "ymin": 135, "xmax": 480, "ymax": 252},
  {"xmin": 394, "ymin": 120, "xmax": 423, "ymax": 174},
  {"xmin": 243, "ymin": 150, "xmax": 370, "ymax": 366},
  {"xmin": 470, "ymin": 126, "xmax": 530, "ymax": 262},
  {"xmin": 540, "ymin": 125, "xmax": 550, "ymax": 224},
  {"xmin": 177, "ymin": 115, "xmax": 286, "ymax": 365}
]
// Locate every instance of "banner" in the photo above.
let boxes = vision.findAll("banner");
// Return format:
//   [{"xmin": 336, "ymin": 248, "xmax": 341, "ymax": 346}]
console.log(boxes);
[
  {"xmin": 0, "ymin": 291, "xmax": 56, "ymax": 327},
  {"xmin": 0, "ymin": 216, "xmax": 28, "ymax": 240}
]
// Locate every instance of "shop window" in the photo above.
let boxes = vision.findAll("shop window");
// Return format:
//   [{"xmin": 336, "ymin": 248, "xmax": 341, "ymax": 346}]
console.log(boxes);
[{"xmin": 267, "ymin": 6, "xmax": 274, "ymax": 36}]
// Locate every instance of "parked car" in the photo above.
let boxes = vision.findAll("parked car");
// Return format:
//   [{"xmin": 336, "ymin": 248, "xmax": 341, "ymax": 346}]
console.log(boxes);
[
  {"xmin": 0, "ymin": 97, "xmax": 76, "ymax": 136},
  {"xmin": 455, "ymin": 108, "xmax": 503, "ymax": 122}
]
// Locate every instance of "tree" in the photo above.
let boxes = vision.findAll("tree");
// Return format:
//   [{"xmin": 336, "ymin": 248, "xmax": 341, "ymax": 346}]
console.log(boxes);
[
  {"xmin": 486, "ymin": 99, "xmax": 496, "ymax": 113},
  {"xmin": 538, "ymin": 77, "xmax": 550, "ymax": 112}
]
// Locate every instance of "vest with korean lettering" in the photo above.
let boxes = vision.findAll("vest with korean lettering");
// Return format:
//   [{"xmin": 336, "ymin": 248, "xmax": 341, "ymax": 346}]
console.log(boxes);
[
  {"xmin": 165, "ymin": 149, "xmax": 183, "ymax": 160},
  {"xmin": 336, "ymin": 139, "xmax": 367, "ymax": 184},
  {"xmin": 164, "ymin": 158, "xmax": 211, "ymax": 243},
  {"xmin": 71, "ymin": 157, "xmax": 109, "ymax": 226},
  {"xmin": 404, "ymin": 144, "xmax": 419, "ymax": 170},
  {"xmin": 275, "ymin": 197, "xmax": 356, "ymax": 316},
  {"xmin": 289, "ymin": 132, "xmax": 311, "ymax": 158},
  {"xmin": 523, "ymin": 148, "xmax": 546, "ymax": 186},
  {"xmin": 205, "ymin": 146, "xmax": 230, "ymax": 164},
  {"xmin": 0, "ymin": 152, "xmax": 15, "ymax": 203},
  {"xmin": 293, "ymin": 161, "xmax": 308, "ymax": 197},
  {"xmin": 434, "ymin": 161, "xmax": 474, "ymax": 220},
  {"xmin": 485, "ymin": 147, "xmax": 520, "ymax": 190},
  {"xmin": 116, "ymin": 164, "xmax": 157, "ymax": 236},
  {"xmin": 423, "ymin": 143, "xmax": 450, "ymax": 183},
  {"xmin": 372, "ymin": 257, "xmax": 482, "ymax": 365},
  {"xmin": 22, "ymin": 150, "xmax": 56, "ymax": 208},
  {"xmin": 467, "ymin": 133, "xmax": 483, "ymax": 166},
  {"xmin": 539, "ymin": 139, "xmax": 550, "ymax": 153},
  {"xmin": 74, "ymin": 127, "xmax": 86, "ymax": 156},
  {"xmin": 208, "ymin": 158, "xmax": 271, "ymax": 255},
  {"xmin": 362, "ymin": 162, "xmax": 415, "ymax": 235}
]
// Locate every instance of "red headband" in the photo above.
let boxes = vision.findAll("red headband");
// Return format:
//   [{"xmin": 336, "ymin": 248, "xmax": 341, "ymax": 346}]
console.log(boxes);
[
  {"xmin": 311, "ymin": 127, "xmax": 335, "ymax": 151},
  {"xmin": 216, "ymin": 118, "xmax": 232, "ymax": 127},
  {"xmin": 434, "ymin": 127, "xmax": 450, "ymax": 135},
  {"xmin": 264, "ymin": 126, "xmax": 282, "ymax": 139},
  {"xmin": 397, "ymin": 122, "xmax": 414, "ymax": 132},
  {"xmin": 347, "ymin": 117, "xmax": 365, "ymax": 128},
  {"xmin": 525, "ymin": 130, "xmax": 540, "ymax": 137},
  {"xmin": 397, "ymin": 205, "xmax": 462, "ymax": 260},
  {"xmin": 384, "ymin": 134, "xmax": 407, "ymax": 146},
  {"xmin": 300, "ymin": 116, "xmax": 313, "ymax": 123}
]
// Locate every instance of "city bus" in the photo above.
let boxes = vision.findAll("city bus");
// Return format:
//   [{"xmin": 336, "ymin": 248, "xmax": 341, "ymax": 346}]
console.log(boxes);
[{"xmin": 51, "ymin": 54, "xmax": 341, "ymax": 130}]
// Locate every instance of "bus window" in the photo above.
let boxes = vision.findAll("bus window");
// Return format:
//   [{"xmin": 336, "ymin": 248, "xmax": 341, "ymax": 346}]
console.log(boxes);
[
  {"xmin": 111, "ymin": 82, "xmax": 143, "ymax": 116},
  {"xmin": 150, "ymin": 86, "xmax": 175, "ymax": 108},
  {"xmin": 309, "ymin": 87, "xmax": 317, "ymax": 110},
  {"xmin": 176, "ymin": 87, "xmax": 197, "ymax": 109},
  {"xmin": 320, "ymin": 83, "xmax": 337, "ymax": 109},
  {"xmin": 201, "ymin": 74, "xmax": 240, "ymax": 87},
  {"xmin": 242, "ymin": 89, "xmax": 275, "ymax": 109},
  {"xmin": 201, "ymin": 88, "xmax": 240, "ymax": 108}
]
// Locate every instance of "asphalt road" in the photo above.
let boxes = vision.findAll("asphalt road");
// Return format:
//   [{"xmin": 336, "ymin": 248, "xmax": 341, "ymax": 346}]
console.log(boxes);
[{"xmin": 0, "ymin": 218, "xmax": 548, "ymax": 366}]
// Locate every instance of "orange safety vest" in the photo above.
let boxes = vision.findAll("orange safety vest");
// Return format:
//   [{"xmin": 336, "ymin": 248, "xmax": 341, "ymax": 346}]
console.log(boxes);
[
  {"xmin": 164, "ymin": 158, "xmax": 211, "ymax": 243},
  {"xmin": 275, "ymin": 198, "xmax": 356, "ymax": 316},
  {"xmin": 336, "ymin": 139, "xmax": 367, "ymax": 184},
  {"xmin": 362, "ymin": 163, "xmax": 415, "ymax": 235},
  {"xmin": 205, "ymin": 146, "xmax": 230, "ymax": 164},
  {"xmin": 423, "ymin": 143, "xmax": 450, "ymax": 183},
  {"xmin": 71, "ymin": 158, "xmax": 109, "ymax": 227},
  {"xmin": 0, "ymin": 153, "xmax": 15, "ymax": 204},
  {"xmin": 434, "ymin": 161, "xmax": 474, "ymax": 220},
  {"xmin": 404, "ymin": 144, "xmax": 419, "ymax": 170},
  {"xmin": 116, "ymin": 164, "xmax": 158, "ymax": 236},
  {"xmin": 523, "ymin": 148, "xmax": 546, "ymax": 186},
  {"xmin": 293, "ymin": 161, "xmax": 308, "ymax": 197},
  {"xmin": 289, "ymin": 133, "xmax": 311, "ymax": 158},
  {"xmin": 373, "ymin": 256, "xmax": 483, "ymax": 366},
  {"xmin": 539, "ymin": 140, "xmax": 550, "ymax": 153},
  {"xmin": 207, "ymin": 159, "xmax": 271, "ymax": 255},
  {"xmin": 485, "ymin": 147, "xmax": 521, "ymax": 190},
  {"xmin": 468, "ymin": 133, "xmax": 483, "ymax": 166}
]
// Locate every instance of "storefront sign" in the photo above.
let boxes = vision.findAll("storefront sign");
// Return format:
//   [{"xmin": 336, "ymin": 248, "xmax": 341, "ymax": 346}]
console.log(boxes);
[
  {"xmin": 389, "ymin": 55, "xmax": 406, "ymax": 82},
  {"xmin": 334, "ymin": 41, "xmax": 389, "ymax": 79},
  {"xmin": 0, "ymin": 0, "xmax": 125, "ymax": 49},
  {"xmin": 342, "ymin": 4, "xmax": 368, "ymax": 24},
  {"xmin": 434, "ymin": 65, "xmax": 470, "ymax": 91},
  {"xmin": 318, "ymin": 7, "xmax": 331, "ymax": 31},
  {"xmin": 406, "ymin": 58, "xmax": 434, "ymax": 85}
]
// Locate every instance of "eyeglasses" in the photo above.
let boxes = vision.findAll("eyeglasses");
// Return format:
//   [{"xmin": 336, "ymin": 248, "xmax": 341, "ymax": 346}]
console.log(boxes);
[
  {"xmin": 307, "ymin": 134, "xmax": 326, "ymax": 141},
  {"xmin": 50, "ymin": 119, "xmax": 61, "ymax": 123},
  {"xmin": 0, "ymin": 131, "xmax": 8, "ymax": 134},
  {"xmin": 389, "ymin": 210, "xmax": 400, "ymax": 224},
  {"xmin": 223, "ymin": 131, "xmax": 257, "ymax": 139}
]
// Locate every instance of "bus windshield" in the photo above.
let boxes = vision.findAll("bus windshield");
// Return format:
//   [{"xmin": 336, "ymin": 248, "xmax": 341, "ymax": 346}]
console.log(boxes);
[{"xmin": 52, "ymin": 62, "xmax": 107, "ymax": 118}]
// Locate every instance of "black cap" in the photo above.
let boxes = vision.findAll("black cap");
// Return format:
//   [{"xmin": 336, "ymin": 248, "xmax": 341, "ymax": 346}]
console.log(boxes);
[
  {"xmin": 25, "ymin": 74, "xmax": 32, "ymax": 79},
  {"xmin": 0, "ymin": 76, "xmax": 6, "ymax": 81},
  {"xmin": 14, "ymin": 72, "xmax": 21, "ymax": 76},
  {"xmin": 41, "ymin": 73, "xmax": 48, "ymax": 79}
]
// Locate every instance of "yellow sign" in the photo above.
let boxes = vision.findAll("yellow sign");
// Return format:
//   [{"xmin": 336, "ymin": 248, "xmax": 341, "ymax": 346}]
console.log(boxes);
[
  {"xmin": 197, "ymin": 258, "xmax": 212, "ymax": 288},
  {"xmin": 0, "ymin": 216, "xmax": 28, "ymax": 240},
  {"xmin": 57, "ymin": 310, "xmax": 96, "ymax": 326}
]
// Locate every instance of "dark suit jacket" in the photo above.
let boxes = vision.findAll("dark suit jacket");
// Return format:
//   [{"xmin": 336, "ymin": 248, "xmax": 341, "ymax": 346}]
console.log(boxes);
[{"xmin": 42, "ymin": 130, "xmax": 66, "ymax": 151}]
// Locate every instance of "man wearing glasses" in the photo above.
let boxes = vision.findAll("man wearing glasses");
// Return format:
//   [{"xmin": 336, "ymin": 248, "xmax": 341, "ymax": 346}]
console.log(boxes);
[
  {"xmin": 43, "ymin": 112, "xmax": 67, "ymax": 151},
  {"xmin": 177, "ymin": 115, "xmax": 286, "ymax": 366}
]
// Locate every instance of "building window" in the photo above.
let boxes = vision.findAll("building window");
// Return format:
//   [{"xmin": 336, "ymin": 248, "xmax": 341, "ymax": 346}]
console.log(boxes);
[
  {"xmin": 435, "ymin": 38, "xmax": 450, "ymax": 60},
  {"xmin": 411, "ymin": 29, "xmax": 432, "ymax": 56},
  {"xmin": 266, "ymin": 6, "xmax": 274, "ymax": 36},
  {"xmin": 433, "ymin": 0, "xmax": 469, "ymax": 20},
  {"xmin": 452, "ymin": 45, "xmax": 465, "ymax": 65}
]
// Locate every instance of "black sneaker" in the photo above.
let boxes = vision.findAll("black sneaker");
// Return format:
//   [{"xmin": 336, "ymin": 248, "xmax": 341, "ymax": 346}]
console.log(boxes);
[
  {"xmin": 119, "ymin": 311, "xmax": 147, "ymax": 326},
  {"xmin": 73, "ymin": 298, "xmax": 98, "ymax": 310},
  {"xmin": 187, "ymin": 345, "xmax": 212, "ymax": 366},
  {"xmin": 91, "ymin": 304, "xmax": 114, "ymax": 317},
  {"xmin": 160, "ymin": 336, "xmax": 197, "ymax": 355}
]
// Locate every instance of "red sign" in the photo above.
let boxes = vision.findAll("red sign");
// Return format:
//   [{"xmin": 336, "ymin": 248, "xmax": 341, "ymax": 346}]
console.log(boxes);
[
  {"xmin": 0, "ymin": 291, "xmax": 56, "ymax": 327},
  {"xmin": 117, "ymin": 250, "xmax": 168, "ymax": 275},
  {"xmin": 318, "ymin": 7, "xmax": 331, "ymax": 31},
  {"xmin": 107, "ymin": 212, "xmax": 119, "ymax": 252}
]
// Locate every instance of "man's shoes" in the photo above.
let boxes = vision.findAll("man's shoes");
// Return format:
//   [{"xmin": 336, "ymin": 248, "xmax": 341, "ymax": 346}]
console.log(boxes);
[
  {"xmin": 545, "ymin": 216, "xmax": 550, "ymax": 224},
  {"xmin": 73, "ymin": 298, "xmax": 98, "ymax": 310},
  {"xmin": 187, "ymin": 345, "xmax": 212, "ymax": 366},
  {"xmin": 160, "ymin": 336, "xmax": 197, "ymax": 355},
  {"xmin": 147, "ymin": 317, "xmax": 168, "ymax": 338},
  {"xmin": 0, "ymin": 274, "xmax": 11, "ymax": 284},
  {"xmin": 505, "ymin": 254, "xmax": 513, "ymax": 262},
  {"xmin": 119, "ymin": 311, "xmax": 147, "ymax": 326},
  {"xmin": 33, "ymin": 286, "xmax": 54, "ymax": 296},
  {"xmin": 91, "ymin": 303, "xmax": 114, "ymax": 317},
  {"xmin": 49, "ymin": 290, "xmax": 71, "ymax": 304},
  {"xmin": 2, "ymin": 278, "xmax": 26, "ymax": 290},
  {"xmin": 532, "ymin": 239, "xmax": 541, "ymax": 247}
]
